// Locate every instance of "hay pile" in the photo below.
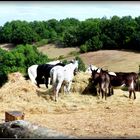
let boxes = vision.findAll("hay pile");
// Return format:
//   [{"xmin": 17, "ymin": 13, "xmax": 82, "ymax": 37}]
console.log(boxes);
[
  {"xmin": 0, "ymin": 71, "xmax": 94, "ymax": 116},
  {"xmin": 71, "ymin": 72, "xmax": 89, "ymax": 92},
  {"xmin": 0, "ymin": 72, "xmax": 54, "ymax": 115},
  {"xmin": 71, "ymin": 72, "xmax": 96, "ymax": 94}
]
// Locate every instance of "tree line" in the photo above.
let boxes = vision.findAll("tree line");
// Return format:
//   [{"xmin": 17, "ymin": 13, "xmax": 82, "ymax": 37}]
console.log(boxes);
[{"xmin": 0, "ymin": 15, "xmax": 140, "ymax": 52}]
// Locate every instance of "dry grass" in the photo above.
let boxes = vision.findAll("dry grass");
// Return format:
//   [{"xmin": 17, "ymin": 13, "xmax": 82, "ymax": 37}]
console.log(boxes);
[
  {"xmin": 38, "ymin": 44, "xmax": 80, "ymax": 59},
  {"xmin": 80, "ymin": 49, "xmax": 140, "ymax": 72}
]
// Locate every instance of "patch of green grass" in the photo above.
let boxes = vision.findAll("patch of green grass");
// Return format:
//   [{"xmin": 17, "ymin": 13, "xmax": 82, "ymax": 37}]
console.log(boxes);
[
  {"xmin": 68, "ymin": 51, "xmax": 80, "ymax": 56},
  {"xmin": 35, "ymin": 39, "xmax": 48, "ymax": 47}
]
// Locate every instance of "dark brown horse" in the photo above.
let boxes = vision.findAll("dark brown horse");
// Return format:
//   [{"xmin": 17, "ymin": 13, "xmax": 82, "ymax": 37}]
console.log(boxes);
[
  {"xmin": 91, "ymin": 68, "xmax": 110, "ymax": 100},
  {"xmin": 91, "ymin": 67, "xmax": 139, "ymax": 99},
  {"xmin": 109, "ymin": 72, "xmax": 138, "ymax": 99}
]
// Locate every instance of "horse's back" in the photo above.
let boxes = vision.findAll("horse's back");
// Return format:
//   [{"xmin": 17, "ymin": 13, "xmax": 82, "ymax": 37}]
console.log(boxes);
[{"xmin": 50, "ymin": 65, "xmax": 64, "ymax": 83}]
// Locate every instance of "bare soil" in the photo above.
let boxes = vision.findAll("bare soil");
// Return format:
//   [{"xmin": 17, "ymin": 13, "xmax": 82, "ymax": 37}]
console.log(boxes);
[{"xmin": 1, "ymin": 44, "xmax": 140, "ymax": 138}]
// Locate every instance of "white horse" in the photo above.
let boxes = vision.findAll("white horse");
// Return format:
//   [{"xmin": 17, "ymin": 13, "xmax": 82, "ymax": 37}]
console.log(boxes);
[
  {"xmin": 27, "ymin": 60, "xmax": 61, "ymax": 85},
  {"xmin": 86, "ymin": 64, "xmax": 116, "ymax": 76},
  {"xmin": 28, "ymin": 64, "xmax": 38, "ymax": 85},
  {"xmin": 50, "ymin": 59, "xmax": 79, "ymax": 102}
]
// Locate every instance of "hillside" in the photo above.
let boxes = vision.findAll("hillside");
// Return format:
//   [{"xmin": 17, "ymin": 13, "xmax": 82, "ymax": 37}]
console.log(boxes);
[
  {"xmin": 1, "ymin": 43, "xmax": 140, "ymax": 73},
  {"xmin": 38, "ymin": 44, "xmax": 140, "ymax": 73}
]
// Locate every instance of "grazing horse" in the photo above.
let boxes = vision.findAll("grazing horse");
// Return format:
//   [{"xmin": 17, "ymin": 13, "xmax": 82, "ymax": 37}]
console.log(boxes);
[
  {"xmin": 109, "ymin": 72, "xmax": 138, "ymax": 99},
  {"xmin": 35, "ymin": 62, "xmax": 65, "ymax": 88},
  {"xmin": 50, "ymin": 59, "xmax": 79, "ymax": 102},
  {"xmin": 27, "ymin": 60, "xmax": 62, "ymax": 86},
  {"xmin": 91, "ymin": 68, "xmax": 110, "ymax": 100}
]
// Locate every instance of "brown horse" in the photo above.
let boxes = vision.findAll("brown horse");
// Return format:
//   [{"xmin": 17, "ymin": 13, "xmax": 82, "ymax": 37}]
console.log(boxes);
[
  {"xmin": 109, "ymin": 72, "xmax": 138, "ymax": 99},
  {"xmin": 91, "ymin": 68, "xmax": 110, "ymax": 100},
  {"xmin": 91, "ymin": 67, "xmax": 139, "ymax": 99}
]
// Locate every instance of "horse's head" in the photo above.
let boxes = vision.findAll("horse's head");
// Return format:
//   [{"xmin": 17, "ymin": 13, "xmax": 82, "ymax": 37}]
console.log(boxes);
[
  {"xmin": 73, "ymin": 60, "xmax": 79, "ymax": 75},
  {"xmin": 91, "ymin": 68, "xmax": 100, "ymax": 84}
]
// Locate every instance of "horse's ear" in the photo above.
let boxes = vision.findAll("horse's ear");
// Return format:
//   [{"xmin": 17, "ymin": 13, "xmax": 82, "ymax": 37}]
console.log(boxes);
[
  {"xmin": 89, "ymin": 65, "xmax": 93, "ymax": 72},
  {"xmin": 100, "ymin": 68, "xmax": 103, "ymax": 72},
  {"xmin": 96, "ymin": 68, "xmax": 100, "ymax": 72},
  {"xmin": 71, "ymin": 59, "xmax": 75, "ymax": 63}
]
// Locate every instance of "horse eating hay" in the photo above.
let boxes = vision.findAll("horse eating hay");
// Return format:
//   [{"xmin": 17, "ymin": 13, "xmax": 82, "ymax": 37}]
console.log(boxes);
[
  {"xmin": 27, "ymin": 60, "xmax": 63, "ymax": 87},
  {"xmin": 50, "ymin": 59, "xmax": 79, "ymax": 102},
  {"xmin": 91, "ymin": 68, "xmax": 110, "ymax": 100}
]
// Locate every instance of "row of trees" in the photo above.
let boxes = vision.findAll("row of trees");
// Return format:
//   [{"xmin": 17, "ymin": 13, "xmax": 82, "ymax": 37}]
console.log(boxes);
[{"xmin": 1, "ymin": 15, "xmax": 140, "ymax": 52}]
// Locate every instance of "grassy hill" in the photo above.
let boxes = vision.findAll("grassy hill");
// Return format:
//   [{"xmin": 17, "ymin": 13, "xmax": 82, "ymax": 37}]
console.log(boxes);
[{"xmin": 38, "ymin": 44, "xmax": 140, "ymax": 73}]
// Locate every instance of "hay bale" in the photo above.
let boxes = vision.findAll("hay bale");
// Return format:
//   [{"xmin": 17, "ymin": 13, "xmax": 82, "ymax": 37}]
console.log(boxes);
[{"xmin": 71, "ymin": 72, "xmax": 96, "ymax": 95}]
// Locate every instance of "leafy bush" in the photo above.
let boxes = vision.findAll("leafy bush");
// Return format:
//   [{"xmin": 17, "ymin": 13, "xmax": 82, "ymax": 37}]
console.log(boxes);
[
  {"xmin": 80, "ymin": 44, "xmax": 88, "ymax": 53},
  {"xmin": 0, "ymin": 44, "xmax": 49, "ymax": 87},
  {"xmin": 35, "ymin": 39, "xmax": 48, "ymax": 47},
  {"xmin": 75, "ymin": 56, "xmax": 86, "ymax": 72}
]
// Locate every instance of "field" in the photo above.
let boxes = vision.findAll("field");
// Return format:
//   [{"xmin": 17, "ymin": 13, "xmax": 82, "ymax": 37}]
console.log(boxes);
[{"xmin": 1, "ymin": 44, "xmax": 140, "ymax": 138}]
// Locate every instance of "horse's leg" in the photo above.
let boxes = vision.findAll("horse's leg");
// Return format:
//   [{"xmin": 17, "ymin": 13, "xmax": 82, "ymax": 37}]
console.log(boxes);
[
  {"xmin": 105, "ymin": 88, "xmax": 107, "ymax": 100},
  {"xmin": 97, "ymin": 87, "xmax": 100, "ymax": 99},
  {"xmin": 101, "ymin": 88, "xmax": 104, "ymax": 99},
  {"xmin": 133, "ymin": 90, "xmax": 136, "ymax": 99},
  {"xmin": 100, "ymin": 83, "xmax": 104, "ymax": 99},
  {"xmin": 44, "ymin": 76, "xmax": 49, "ymax": 88},
  {"xmin": 36, "ymin": 77, "xmax": 41, "ymax": 88},
  {"xmin": 129, "ymin": 89, "xmax": 132, "ymax": 99},
  {"xmin": 67, "ymin": 81, "xmax": 72, "ymax": 94},
  {"xmin": 63, "ymin": 84, "xmax": 67, "ymax": 94},
  {"xmin": 108, "ymin": 84, "xmax": 111, "ymax": 96},
  {"xmin": 111, "ymin": 87, "xmax": 114, "ymax": 95},
  {"xmin": 133, "ymin": 81, "xmax": 137, "ymax": 99},
  {"xmin": 55, "ymin": 81, "xmax": 63, "ymax": 102}
]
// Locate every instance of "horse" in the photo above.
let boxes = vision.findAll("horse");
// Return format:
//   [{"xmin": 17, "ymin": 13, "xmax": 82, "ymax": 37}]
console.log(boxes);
[
  {"xmin": 91, "ymin": 68, "xmax": 110, "ymax": 100},
  {"xmin": 91, "ymin": 67, "xmax": 139, "ymax": 99},
  {"xmin": 109, "ymin": 72, "xmax": 138, "ymax": 99},
  {"xmin": 35, "ymin": 62, "xmax": 65, "ymax": 88},
  {"xmin": 86, "ymin": 64, "xmax": 116, "ymax": 76},
  {"xmin": 50, "ymin": 59, "xmax": 79, "ymax": 102},
  {"xmin": 28, "ymin": 64, "xmax": 38, "ymax": 85},
  {"xmin": 27, "ymin": 60, "xmax": 62, "ymax": 86}
]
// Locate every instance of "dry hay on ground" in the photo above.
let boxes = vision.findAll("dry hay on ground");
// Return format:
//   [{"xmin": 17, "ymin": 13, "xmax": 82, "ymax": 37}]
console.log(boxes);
[{"xmin": 1, "ymin": 72, "xmax": 140, "ymax": 138}]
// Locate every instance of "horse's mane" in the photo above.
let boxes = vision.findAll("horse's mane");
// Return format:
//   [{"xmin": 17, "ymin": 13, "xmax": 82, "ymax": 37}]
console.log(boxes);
[{"xmin": 55, "ymin": 63, "xmax": 65, "ymax": 67}]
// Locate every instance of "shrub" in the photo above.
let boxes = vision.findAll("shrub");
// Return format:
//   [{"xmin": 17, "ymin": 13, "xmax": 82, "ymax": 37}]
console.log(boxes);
[
  {"xmin": 80, "ymin": 44, "xmax": 88, "ymax": 53},
  {"xmin": 35, "ymin": 39, "xmax": 48, "ymax": 47},
  {"xmin": 0, "ymin": 44, "xmax": 49, "ymax": 86},
  {"xmin": 75, "ymin": 56, "xmax": 86, "ymax": 72}
]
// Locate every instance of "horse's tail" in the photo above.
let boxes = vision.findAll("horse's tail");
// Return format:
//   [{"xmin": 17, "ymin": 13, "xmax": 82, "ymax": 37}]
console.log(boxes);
[{"xmin": 50, "ymin": 68, "xmax": 56, "ymax": 86}]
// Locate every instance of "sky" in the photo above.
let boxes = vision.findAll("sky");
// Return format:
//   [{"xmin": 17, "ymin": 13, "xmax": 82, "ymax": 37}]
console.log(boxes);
[{"xmin": 0, "ymin": 1, "xmax": 140, "ymax": 26}]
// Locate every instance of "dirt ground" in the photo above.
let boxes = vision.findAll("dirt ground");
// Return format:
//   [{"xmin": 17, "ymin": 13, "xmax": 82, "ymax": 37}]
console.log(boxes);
[{"xmin": 26, "ymin": 93, "xmax": 140, "ymax": 138}]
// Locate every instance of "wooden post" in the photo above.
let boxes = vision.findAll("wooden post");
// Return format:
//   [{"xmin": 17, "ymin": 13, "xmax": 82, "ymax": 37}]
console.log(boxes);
[{"xmin": 5, "ymin": 111, "xmax": 24, "ymax": 122}]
